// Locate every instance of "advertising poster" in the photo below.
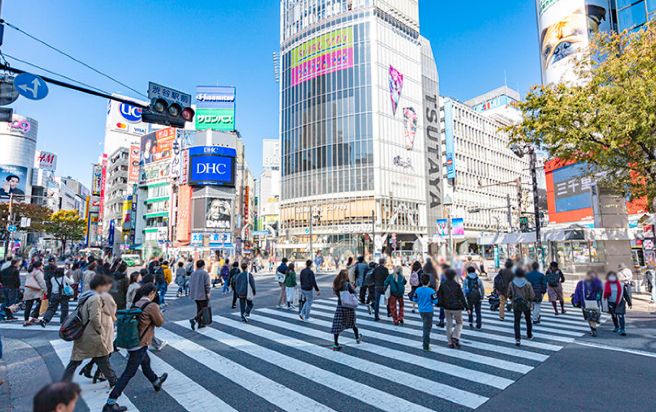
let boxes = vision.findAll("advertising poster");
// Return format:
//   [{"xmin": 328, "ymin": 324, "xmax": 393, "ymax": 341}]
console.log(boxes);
[
  {"xmin": 0, "ymin": 165, "xmax": 28, "ymax": 200},
  {"xmin": 389, "ymin": 65, "xmax": 404, "ymax": 115},
  {"xmin": 176, "ymin": 184, "xmax": 192, "ymax": 243},
  {"xmin": 97, "ymin": 156, "xmax": 108, "ymax": 230},
  {"xmin": 544, "ymin": 159, "xmax": 594, "ymax": 224},
  {"xmin": 140, "ymin": 128, "xmax": 175, "ymax": 165},
  {"xmin": 536, "ymin": 0, "xmax": 611, "ymax": 84},
  {"xmin": 444, "ymin": 99, "xmax": 456, "ymax": 179},
  {"xmin": 140, "ymin": 161, "xmax": 171, "ymax": 184},
  {"xmin": 170, "ymin": 132, "xmax": 182, "ymax": 179},
  {"xmin": 206, "ymin": 198, "xmax": 232, "ymax": 230},
  {"xmin": 195, "ymin": 86, "xmax": 236, "ymax": 131},
  {"xmin": 188, "ymin": 146, "xmax": 237, "ymax": 187},
  {"xmin": 35, "ymin": 151, "xmax": 57, "ymax": 172},
  {"xmin": 436, "ymin": 218, "xmax": 465, "ymax": 238},
  {"xmin": 402, "ymin": 107, "xmax": 418, "ymax": 150},
  {"xmin": 2, "ymin": 114, "xmax": 38, "ymax": 142},
  {"xmin": 91, "ymin": 164, "xmax": 103, "ymax": 196},
  {"xmin": 105, "ymin": 98, "xmax": 148, "ymax": 136},
  {"xmin": 290, "ymin": 26, "xmax": 354, "ymax": 87},
  {"xmin": 127, "ymin": 145, "xmax": 140, "ymax": 183}
]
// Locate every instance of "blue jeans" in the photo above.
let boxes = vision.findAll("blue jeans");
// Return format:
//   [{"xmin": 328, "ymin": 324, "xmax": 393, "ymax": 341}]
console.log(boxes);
[
  {"xmin": 158, "ymin": 284, "xmax": 168, "ymax": 305},
  {"xmin": 300, "ymin": 290, "xmax": 314, "ymax": 319},
  {"xmin": 222, "ymin": 278, "xmax": 230, "ymax": 294},
  {"xmin": 1, "ymin": 288, "xmax": 19, "ymax": 309}
]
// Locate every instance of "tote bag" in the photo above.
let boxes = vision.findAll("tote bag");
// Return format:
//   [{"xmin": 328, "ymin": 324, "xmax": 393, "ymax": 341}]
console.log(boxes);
[{"xmin": 340, "ymin": 289, "xmax": 359, "ymax": 309}]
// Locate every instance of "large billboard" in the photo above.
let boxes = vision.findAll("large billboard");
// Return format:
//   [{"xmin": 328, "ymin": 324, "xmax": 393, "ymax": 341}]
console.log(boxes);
[
  {"xmin": 195, "ymin": 86, "xmax": 236, "ymax": 131},
  {"xmin": 545, "ymin": 159, "xmax": 594, "ymax": 223},
  {"xmin": 443, "ymin": 99, "xmax": 456, "ymax": 180},
  {"xmin": 536, "ymin": 0, "xmax": 611, "ymax": 84},
  {"xmin": 188, "ymin": 146, "xmax": 237, "ymax": 187},
  {"xmin": 35, "ymin": 151, "xmax": 57, "ymax": 172},
  {"xmin": 140, "ymin": 128, "xmax": 175, "ymax": 165},
  {"xmin": 206, "ymin": 198, "xmax": 232, "ymax": 230},
  {"xmin": 0, "ymin": 165, "xmax": 28, "ymax": 200},
  {"xmin": 290, "ymin": 26, "xmax": 354, "ymax": 87}
]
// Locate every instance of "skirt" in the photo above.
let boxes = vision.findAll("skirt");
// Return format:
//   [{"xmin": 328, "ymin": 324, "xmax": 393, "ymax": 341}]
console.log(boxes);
[
  {"xmin": 547, "ymin": 284, "xmax": 564, "ymax": 302},
  {"xmin": 330, "ymin": 305, "xmax": 356, "ymax": 334}
]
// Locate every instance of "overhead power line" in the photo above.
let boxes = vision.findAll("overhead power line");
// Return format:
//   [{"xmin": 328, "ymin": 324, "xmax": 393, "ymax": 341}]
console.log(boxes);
[
  {"xmin": 1, "ymin": 19, "xmax": 148, "ymax": 99},
  {"xmin": 2, "ymin": 52, "xmax": 111, "ymax": 95}
]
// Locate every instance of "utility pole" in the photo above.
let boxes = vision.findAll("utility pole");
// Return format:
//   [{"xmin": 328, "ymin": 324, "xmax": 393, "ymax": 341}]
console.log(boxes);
[
  {"xmin": 308, "ymin": 207, "xmax": 313, "ymax": 259},
  {"xmin": 506, "ymin": 194, "xmax": 513, "ymax": 231},
  {"xmin": 3, "ymin": 193, "xmax": 12, "ymax": 257},
  {"xmin": 529, "ymin": 148, "xmax": 543, "ymax": 265},
  {"xmin": 371, "ymin": 209, "xmax": 375, "ymax": 257}
]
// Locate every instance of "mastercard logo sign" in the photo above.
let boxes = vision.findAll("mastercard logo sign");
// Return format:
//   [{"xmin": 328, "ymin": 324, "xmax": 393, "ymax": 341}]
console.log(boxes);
[{"xmin": 115, "ymin": 122, "xmax": 128, "ymax": 130}]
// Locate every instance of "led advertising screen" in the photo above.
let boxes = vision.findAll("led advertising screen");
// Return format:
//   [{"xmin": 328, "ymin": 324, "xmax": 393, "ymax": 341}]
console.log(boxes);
[
  {"xmin": 536, "ymin": 0, "xmax": 611, "ymax": 84},
  {"xmin": 188, "ymin": 146, "xmax": 237, "ymax": 187},
  {"xmin": 290, "ymin": 26, "xmax": 354, "ymax": 87},
  {"xmin": 545, "ymin": 159, "xmax": 594, "ymax": 223},
  {"xmin": 0, "ymin": 165, "xmax": 28, "ymax": 200},
  {"xmin": 205, "ymin": 198, "xmax": 232, "ymax": 230},
  {"xmin": 195, "ymin": 86, "xmax": 236, "ymax": 131},
  {"xmin": 140, "ymin": 128, "xmax": 175, "ymax": 165}
]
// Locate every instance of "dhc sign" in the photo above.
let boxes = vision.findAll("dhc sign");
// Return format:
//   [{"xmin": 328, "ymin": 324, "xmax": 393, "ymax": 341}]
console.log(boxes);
[{"xmin": 189, "ymin": 154, "xmax": 235, "ymax": 187}]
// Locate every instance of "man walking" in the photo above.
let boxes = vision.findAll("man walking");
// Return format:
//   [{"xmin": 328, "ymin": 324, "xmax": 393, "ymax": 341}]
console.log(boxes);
[
  {"xmin": 189, "ymin": 260, "xmax": 211, "ymax": 331},
  {"xmin": 299, "ymin": 260, "xmax": 320, "ymax": 321},
  {"xmin": 526, "ymin": 261, "xmax": 547, "ymax": 324},
  {"xmin": 0, "ymin": 259, "xmax": 21, "ymax": 319},
  {"xmin": 508, "ymin": 268, "xmax": 535, "ymax": 347},
  {"xmin": 494, "ymin": 259, "xmax": 515, "ymax": 321},
  {"xmin": 372, "ymin": 258, "xmax": 389, "ymax": 321}
]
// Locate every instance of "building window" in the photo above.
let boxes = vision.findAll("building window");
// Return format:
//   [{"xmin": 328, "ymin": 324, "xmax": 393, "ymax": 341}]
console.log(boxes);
[{"xmin": 618, "ymin": 1, "xmax": 648, "ymax": 30}]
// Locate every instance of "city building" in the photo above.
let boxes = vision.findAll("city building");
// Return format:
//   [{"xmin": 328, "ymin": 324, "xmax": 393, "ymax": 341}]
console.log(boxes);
[
  {"xmin": 439, "ymin": 88, "xmax": 531, "ymax": 256},
  {"xmin": 610, "ymin": 0, "xmax": 655, "ymax": 32},
  {"xmin": 279, "ymin": 0, "xmax": 437, "ymax": 259},
  {"xmin": 0, "ymin": 114, "xmax": 38, "ymax": 202},
  {"xmin": 256, "ymin": 139, "xmax": 281, "ymax": 251},
  {"xmin": 48, "ymin": 176, "xmax": 89, "ymax": 216}
]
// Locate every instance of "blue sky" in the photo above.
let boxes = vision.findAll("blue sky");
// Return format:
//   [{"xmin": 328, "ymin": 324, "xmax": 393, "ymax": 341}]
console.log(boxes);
[{"xmin": 4, "ymin": 0, "xmax": 540, "ymax": 188}]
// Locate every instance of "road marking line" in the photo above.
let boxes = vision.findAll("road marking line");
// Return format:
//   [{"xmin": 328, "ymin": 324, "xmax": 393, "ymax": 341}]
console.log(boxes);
[
  {"xmin": 156, "ymin": 328, "xmax": 335, "ymax": 412},
  {"xmin": 207, "ymin": 316, "xmax": 488, "ymax": 409},
  {"xmin": 572, "ymin": 341, "xmax": 656, "ymax": 358},
  {"xmin": 257, "ymin": 308, "xmax": 514, "ymax": 389},
  {"xmin": 50, "ymin": 340, "xmax": 138, "ymax": 411},
  {"xmin": 178, "ymin": 321, "xmax": 439, "ymax": 412}
]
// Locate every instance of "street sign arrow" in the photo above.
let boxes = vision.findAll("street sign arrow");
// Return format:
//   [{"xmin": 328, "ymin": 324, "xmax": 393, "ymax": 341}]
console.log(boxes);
[
  {"xmin": 7, "ymin": 225, "xmax": 17, "ymax": 233},
  {"xmin": 14, "ymin": 73, "xmax": 49, "ymax": 100}
]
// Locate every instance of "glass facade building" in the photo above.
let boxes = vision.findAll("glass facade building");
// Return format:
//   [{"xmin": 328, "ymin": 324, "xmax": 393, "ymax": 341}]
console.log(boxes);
[
  {"xmin": 279, "ymin": 0, "xmax": 435, "ymax": 259},
  {"xmin": 611, "ymin": 0, "xmax": 655, "ymax": 32}
]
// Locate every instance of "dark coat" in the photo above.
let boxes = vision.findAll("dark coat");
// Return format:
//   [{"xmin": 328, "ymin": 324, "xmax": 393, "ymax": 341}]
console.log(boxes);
[{"xmin": 109, "ymin": 271, "xmax": 129, "ymax": 310}]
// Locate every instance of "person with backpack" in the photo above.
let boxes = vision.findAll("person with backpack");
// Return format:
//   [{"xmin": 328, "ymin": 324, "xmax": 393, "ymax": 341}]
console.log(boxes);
[
  {"xmin": 235, "ymin": 262, "xmax": 256, "ymax": 322},
  {"xmin": 40, "ymin": 268, "xmax": 74, "ymax": 327},
  {"xmin": 188, "ymin": 260, "xmax": 211, "ymax": 331},
  {"xmin": 284, "ymin": 262, "xmax": 297, "ymax": 310},
  {"xmin": 359, "ymin": 261, "xmax": 377, "ymax": 310},
  {"xmin": 411, "ymin": 274, "xmax": 439, "ymax": 351},
  {"xmin": 22, "ymin": 260, "xmax": 47, "ymax": 326},
  {"xmin": 354, "ymin": 256, "xmax": 369, "ymax": 292},
  {"xmin": 330, "ymin": 269, "xmax": 362, "ymax": 351},
  {"xmin": 109, "ymin": 262, "xmax": 130, "ymax": 310},
  {"xmin": 408, "ymin": 261, "xmax": 423, "ymax": 314},
  {"xmin": 229, "ymin": 261, "xmax": 241, "ymax": 309},
  {"xmin": 603, "ymin": 271, "xmax": 632, "ymax": 336},
  {"xmin": 154, "ymin": 262, "xmax": 168, "ymax": 308},
  {"xmin": 384, "ymin": 266, "xmax": 407, "ymax": 325},
  {"xmin": 61, "ymin": 274, "xmax": 118, "ymax": 386},
  {"xmin": 494, "ymin": 259, "xmax": 515, "ymax": 321},
  {"xmin": 572, "ymin": 271, "xmax": 603, "ymax": 336},
  {"xmin": 175, "ymin": 261, "xmax": 186, "ymax": 297},
  {"xmin": 462, "ymin": 266, "xmax": 484, "ymax": 329},
  {"xmin": 526, "ymin": 261, "xmax": 547, "ymax": 324},
  {"xmin": 546, "ymin": 261, "xmax": 566, "ymax": 315},
  {"xmin": 371, "ymin": 258, "xmax": 389, "ymax": 321},
  {"xmin": 275, "ymin": 257, "xmax": 289, "ymax": 309},
  {"xmin": 437, "ymin": 268, "xmax": 469, "ymax": 349},
  {"xmin": 299, "ymin": 260, "xmax": 320, "ymax": 321},
  {"xmin": 220, "ymin": 259, "xmax": 231, "ymax": 295},
  {"xmin": 0, "ymin": 259, "xmax": 21, "ymax": 317},
  {"xmin": 507, "ymin": 268, "xmax": 536, "ymax": 347},
  {"xmin": 102, "ymin": 283, "xmax": 167, "ymax": 412}
]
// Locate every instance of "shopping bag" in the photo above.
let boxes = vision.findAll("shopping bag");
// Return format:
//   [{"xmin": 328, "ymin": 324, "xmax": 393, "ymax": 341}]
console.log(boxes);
[
  {"xmin": 200, "ymin": 306, "xmax": 213, "ymax": 326},
  {"xmin": 39, "ymin": 297, "xmax": 49, "ymax": 315}
]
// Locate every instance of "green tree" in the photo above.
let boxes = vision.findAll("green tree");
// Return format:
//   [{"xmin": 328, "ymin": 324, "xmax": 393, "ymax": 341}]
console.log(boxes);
[
  {"xmin": 44, "ymin": 210, "xmax": 86, "ymax": 255},
  {"xmin": 0, "ymin": 202, "xmax": 52, "ymax": 236},
  {"xmin": 506, "ymin": 23, "xmax": 656, "ymax": 208}
]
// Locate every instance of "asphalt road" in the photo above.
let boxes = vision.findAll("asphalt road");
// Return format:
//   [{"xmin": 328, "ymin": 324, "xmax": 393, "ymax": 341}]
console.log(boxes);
[{"xmin": 1, "ymin": 272, "xmax": 655, "ymax": 412}]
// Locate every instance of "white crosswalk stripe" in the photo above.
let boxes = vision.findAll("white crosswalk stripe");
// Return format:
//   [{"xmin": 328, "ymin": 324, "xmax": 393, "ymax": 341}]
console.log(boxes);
[{"xmin": 42, "ymin": 293, "xmax": 603, "ymax": 411}]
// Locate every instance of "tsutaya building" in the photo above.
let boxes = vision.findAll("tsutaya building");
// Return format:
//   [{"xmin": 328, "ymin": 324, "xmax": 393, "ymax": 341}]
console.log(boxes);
[{"xmin": 279, "ymin": 0, "xmax": 442, "ymax": 258}]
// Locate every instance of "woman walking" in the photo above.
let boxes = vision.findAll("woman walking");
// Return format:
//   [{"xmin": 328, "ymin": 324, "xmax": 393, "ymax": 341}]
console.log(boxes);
[
  {"xmin": 61, "ymin": 275, "xmax": 118, "ymax": 386},
  {"xmin": 330, "ymin": 270, "xmax": 362, "ymax": 351},
  {"xmin": 545, "ymin": 261, "xmax": 566, "ymax": 315},
  {"xmin": 175, "ymin": 261, "xmax": 186, "ymax": 297},
  {"xmin": 23, "ymin": 261, "xmax": 47, "ymax": 326},
  {"xmin": 603, "ymin": 271, "xmax": 632, "ymax": 336},
  {"xmin": 40, "ymin": 267, "xmax": 74, "ymax": 327},
  {"xmin": 284, "ymin": 263, "xmax": 297, "ymax": 310},
  {"xmin": 126, "ymin": 272, "xmax": 142, "ymax": 308},
  {"xmin": 408, "ymin": 261, "xmax": 423, "ymax": 314},
  {"xmin": 384, "ymin": 266, "xmax": 407, "ymax": 325},
  {"xmin": 235, "ymin": 262, "xmax": 256, "ymax": 322},
  {"xmin": 437, "ymin": 268, "xmax": 468, "ymax": 349},
  {"xmin": 572, "ymin": 271, "xmax": 603, "ymax": 336}
]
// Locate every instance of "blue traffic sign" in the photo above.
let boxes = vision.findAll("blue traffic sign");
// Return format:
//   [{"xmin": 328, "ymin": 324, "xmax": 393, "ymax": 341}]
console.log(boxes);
[
  {"xmin": 7, "ymin": 225, "xmax": 17, "ymax": 233},
  {"xmin": 14, "ymin": 73, "xmax": 49, "ymax": 100}
]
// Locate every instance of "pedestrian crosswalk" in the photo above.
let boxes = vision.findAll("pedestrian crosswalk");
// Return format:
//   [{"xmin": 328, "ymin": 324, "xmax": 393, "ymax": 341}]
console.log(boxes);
[{"xmin": 45, "ymin": 296, "xmax": 603, "ymax": 411}]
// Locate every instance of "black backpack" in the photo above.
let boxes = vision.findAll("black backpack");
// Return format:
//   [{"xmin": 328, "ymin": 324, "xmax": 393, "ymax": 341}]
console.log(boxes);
[
  {"xmin": 466, "ymin": 277, "xmax": 482, "ymax": 304},
  {"xmin": 59, "ymin": 295, "xmax": 93, "ymax": 342},
  {"xmin": 493, "ymin": 273, "xmax": 505, "ymax": 292},
  {"xmin": 511, "ymin": 284, "xmax": 530, "ymax": 312}
]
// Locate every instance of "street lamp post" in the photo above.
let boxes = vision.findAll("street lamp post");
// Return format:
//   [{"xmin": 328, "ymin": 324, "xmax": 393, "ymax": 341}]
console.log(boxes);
[{"xmin": 511, "ymin": 143, "xmax": 543, "ymax": 265}]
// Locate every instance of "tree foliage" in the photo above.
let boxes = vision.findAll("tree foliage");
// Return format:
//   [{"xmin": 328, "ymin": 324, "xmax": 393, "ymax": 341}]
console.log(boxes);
[
  {"xmin": 506, "ymin": 23, "xmax": 656, "ymax": 209},
  {"xmin": 0, "ymin": 202, "xmax": 52, "ymax": 234},
  {"xmin": 44, "ymin": 209, "xmax": 86, "ymax": 253}
]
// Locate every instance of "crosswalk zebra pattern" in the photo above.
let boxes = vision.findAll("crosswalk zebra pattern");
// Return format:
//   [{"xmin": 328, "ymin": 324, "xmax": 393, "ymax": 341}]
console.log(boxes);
[
  {"xmin": 0, "ymin": 283, "xmax": 181, "ymax": 331},
  {"xmin": 47, "ymin": 297, "xmax": 601, "ymax": 411}
]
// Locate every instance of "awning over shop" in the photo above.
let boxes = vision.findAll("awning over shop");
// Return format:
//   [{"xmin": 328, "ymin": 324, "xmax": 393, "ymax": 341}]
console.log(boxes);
[{"xmin": 488, "ymin": 226, "xmax": 635, "ymax": 245}]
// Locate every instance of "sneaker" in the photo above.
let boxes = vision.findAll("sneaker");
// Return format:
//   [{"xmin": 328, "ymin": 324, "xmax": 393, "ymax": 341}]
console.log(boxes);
[
  {"xmin": 423, "ymin": 346, "xmax": 431, "ymax": 352},
  {"xmin": 153, "ymin": 373, "xmax": 168, "ymax": 392},
  {"xmin": 102, "ymin": 404, "xmax": 128, "ymax": 412},
  {"xmin": 241, "ymin": 316, "xmax": 249, "ymax": 323},
  {"xmin": 590, "ymin": 329, "xmax": 598, "ymax": 337},
  {"xmin": 299, "ymin": 314, "xmax": 305, "ymax": 321},
  {"xmin": 620, "ymin": 329, "xmax": 626, "ymax": 336},
  {"xmin": 527, "ymin": 335, "xmax": 534, "ymax": 340},
  {"xmin": 356, "ymin": 334, "xmax": 363, "ymax": 344},
  {"xmin": 155, "ymin": 340, "xmax": 168, "ymax": 351},
  {"xmin": 289, "ymin": 304, "xmax": 296, "ymax": 311},
  {"xmin": 331, "ymin": 344, "xmax": 343, "ymax": 351},
  {"xmin": 231, "ymin": 305, "xmax": 237, "ymax": 309},
  {"xmin": 189, "ymin": 319, "xmax": 196, "ymax": 331},
  {"xmin": 39, "ymin": 319, "xmax": 47, "ymax": 328},
  {"xmin": 448, "ymin": 342, "xmax": 455, "ymax": 349},
  {"xmin": 453, "ymin": 339, "xmax": 461, "ymax": 349},
  {"xmin": 277, "ymin": 304, "xmax": 284, "ymax": 309},
  {"xmin": 515, "ymin": 340, "xmax": 521, "ymax": 347},
  {"xmin": 366, "ymin": 304, "xmax": 372, "ymax": 315},
  {"xmin": 437, "ymin": 321, "xmax": 445, "ymax": 328},
  {"xmin": 245, "ymin": 312, "xmax": 251, "ymax": 318}
]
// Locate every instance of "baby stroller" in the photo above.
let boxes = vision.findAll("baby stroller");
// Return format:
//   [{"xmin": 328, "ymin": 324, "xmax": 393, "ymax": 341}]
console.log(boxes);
[{"xmin": 488, "ymin": 291, "xmax": 501, "ymax": 312}]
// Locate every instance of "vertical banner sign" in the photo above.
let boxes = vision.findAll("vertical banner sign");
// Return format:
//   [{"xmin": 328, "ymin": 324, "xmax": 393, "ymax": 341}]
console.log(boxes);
[
  {"xmin": 170, "ymin": 130, "xmax": 182, "ymax": 179},
  {"xmin": 108, "ymin": 219, "xmax": 115, "ymax": 246},
  {"xmin": 389, "ymin": 65, "xmax": 404, "ymax": 115},
  {"xmin": 444, "ymin": 99, "xmax": 456, "ymax": 180},
  {"xmin": 91, "ymin": 164, "xmax": 103, "ymax": 196},
  {"xmin": 176, "ymin": 184, "xmax": 192, "ymax": 243},
  {"xmin": 97, "ymin": 155, "xmax": 108, "ymax": 231},
  {"xmin": 195, "ymin": 86, "xmax": 237, "ymax": 131},
  {"xmin": 244, "ymin": 186, "xmax": 250, "ymax": 223},
  {"xmin": 402, "ymin": 107, "xmax": 418, "ymax": 150},
  {"xmin": 127, "ymin": 145, "xmax": 140, "ymax": 184}
]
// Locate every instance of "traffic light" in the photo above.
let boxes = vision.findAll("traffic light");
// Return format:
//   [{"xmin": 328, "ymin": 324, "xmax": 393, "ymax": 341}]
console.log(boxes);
[
  {"xmin": 519, "ymin": 216, "xmax": 529, "ymax": 232},
  {"xmin": 142, "ymin": 97, "xmax": 194, "ymax": 128}
]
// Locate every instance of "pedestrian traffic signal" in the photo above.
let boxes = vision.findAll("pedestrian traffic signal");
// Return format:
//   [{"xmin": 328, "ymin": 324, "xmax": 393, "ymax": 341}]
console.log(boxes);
[{"xmin": 142, "ymin": 97, "xmax": 195, "ymax": 128}]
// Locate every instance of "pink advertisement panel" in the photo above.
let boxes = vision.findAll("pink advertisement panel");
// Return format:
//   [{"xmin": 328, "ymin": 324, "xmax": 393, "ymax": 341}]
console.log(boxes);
[{"xmin": 291, "ymin": 47, "xmax": 354, "ymax": 87}]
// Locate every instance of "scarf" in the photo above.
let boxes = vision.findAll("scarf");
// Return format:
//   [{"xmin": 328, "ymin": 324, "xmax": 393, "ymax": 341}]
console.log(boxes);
[{"xmin": 603, "ymin": 280, "xmax": 623, "ymax": 305}]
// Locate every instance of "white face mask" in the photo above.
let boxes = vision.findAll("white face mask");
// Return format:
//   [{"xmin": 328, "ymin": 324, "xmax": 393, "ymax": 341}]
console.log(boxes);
[{"xmin": 608, "ymin": 276, "xmax": 617, "ymax": 282}]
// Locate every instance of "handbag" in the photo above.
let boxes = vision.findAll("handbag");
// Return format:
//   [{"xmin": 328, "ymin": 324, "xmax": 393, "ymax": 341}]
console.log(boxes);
[
  {"xmin": 246, "ymin": 273, "xmax": 254, "ymax": 301},
  {"xmin": 339, "ymin": 289, "xmax": 359, "ymax": 309},
  {"xmin": 275, "ymin": 271, "xmax": 285, "ymax": 283},
  {"xmin": 384, "ymin": 285, "xmax": 391, "ymax": 300},
  {"xmin": 25, "ymin": 275, "xmax": 42, "ymax": 291},
  {"xmin": 200, "ymin": 306, "xmax": 213, "ymax": 326}
]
